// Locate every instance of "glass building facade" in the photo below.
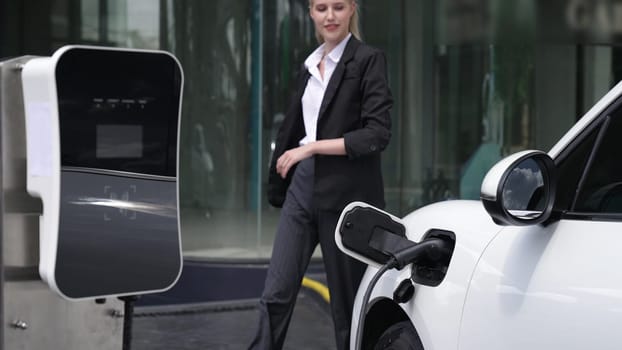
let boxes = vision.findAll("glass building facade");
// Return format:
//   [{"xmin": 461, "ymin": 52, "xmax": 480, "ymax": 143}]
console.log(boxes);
[{"xmin": 2, "ymin": 0, "xmax": 621, "ymax": 261}]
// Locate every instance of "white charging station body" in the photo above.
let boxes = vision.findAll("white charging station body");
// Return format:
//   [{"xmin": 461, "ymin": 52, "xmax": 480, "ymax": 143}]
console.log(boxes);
[{"xmin": 21, "ymin": 46, "xmax": 184, "ymax": 300}]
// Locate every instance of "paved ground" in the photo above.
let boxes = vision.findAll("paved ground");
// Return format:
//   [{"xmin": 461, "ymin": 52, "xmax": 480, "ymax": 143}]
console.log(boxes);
[{"xmin": 132, "ymin": 287, "xmax": 336, "ymax": 350}]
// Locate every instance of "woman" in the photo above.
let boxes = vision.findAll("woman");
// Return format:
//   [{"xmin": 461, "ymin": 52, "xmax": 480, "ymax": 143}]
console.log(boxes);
[{"xmin": 250, "ymin": 0, "xmax": 392, "ymax": 349}]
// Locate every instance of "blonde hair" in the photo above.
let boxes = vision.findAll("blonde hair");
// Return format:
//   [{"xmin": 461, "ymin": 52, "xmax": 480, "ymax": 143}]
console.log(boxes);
[{"xmin": 310, "ymin": 0, "xmax": 361, "ymax": 43}]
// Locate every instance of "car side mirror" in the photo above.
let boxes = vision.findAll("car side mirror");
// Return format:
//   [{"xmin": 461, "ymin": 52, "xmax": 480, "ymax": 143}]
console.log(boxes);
[{"xmin": 481, "ymin": 150, "xmax": 557, "ymax": 226}]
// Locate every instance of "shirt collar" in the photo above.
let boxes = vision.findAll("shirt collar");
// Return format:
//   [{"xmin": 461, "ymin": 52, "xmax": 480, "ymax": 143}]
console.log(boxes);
[
  {"xmin": 326, "ymin": 32, "xmax": 351, "ymax": 63},
  {"xmin": 304, "ymin": 33, "xmax": 352, "ymax": 69}
]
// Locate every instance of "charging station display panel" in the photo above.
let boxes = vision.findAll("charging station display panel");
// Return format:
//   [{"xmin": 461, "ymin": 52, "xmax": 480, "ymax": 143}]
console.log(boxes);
[
  {"xmin": 56, "ymin": 48, "xmax": 179, "ymax": 176},
  {"xmin": 51, "ymin": 48, "xmax": 182, "ymax": 299}
]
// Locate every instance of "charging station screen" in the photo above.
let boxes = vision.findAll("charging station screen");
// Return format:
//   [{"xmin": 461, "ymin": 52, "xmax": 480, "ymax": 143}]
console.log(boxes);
[
  {"xmin": 96, "ymin": 124, "xmax": 143, "ymax": 158},
  {"xmin": 55, "ymin": 48, "xmax": 182, "ymax": 177}
]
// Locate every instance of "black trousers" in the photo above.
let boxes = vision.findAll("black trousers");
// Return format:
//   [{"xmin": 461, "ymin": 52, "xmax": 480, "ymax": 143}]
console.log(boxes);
[{"xmin": 249, "ymin": 157, "xmax": 366, "ymax": 350}]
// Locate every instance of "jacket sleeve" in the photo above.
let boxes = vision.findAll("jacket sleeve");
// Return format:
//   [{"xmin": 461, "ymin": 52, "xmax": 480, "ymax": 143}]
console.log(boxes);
[
  {"xmin": 343, "ymin": 50, "xmax": 393, "ymax": 159},
  {"xmin": 267, "ymin": 126, "xmax": 292, "ymax": 208},
  {"xmin": 267, "ymin": 69, "xmax": 308, "ymax": 207}
]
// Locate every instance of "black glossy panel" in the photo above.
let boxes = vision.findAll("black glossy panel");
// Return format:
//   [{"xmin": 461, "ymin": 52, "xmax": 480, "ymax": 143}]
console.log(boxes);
[
  {"xmin": 55, "ymin": 48, "xmax": 182, "ymax": 177},
  {"xmin": 56, "ymin": 170, "xmax": 181, "ymax": 298},
  {"xmin": 338, "ymin": 206, "xmax": 406, "ymax": 264}
]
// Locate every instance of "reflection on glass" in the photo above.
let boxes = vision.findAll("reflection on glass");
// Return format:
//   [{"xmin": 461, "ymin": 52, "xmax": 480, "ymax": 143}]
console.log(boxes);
[
  {"xmin": 80, "ymin": 0, "xmax": 99, "ymax": 41},
  {"xmin": 12, "ymin": 0, "xmax": 592, "ymax": 261},
  {"xmin": 502, "ymin": 158, "xmax": 545, "ymax": 219}
]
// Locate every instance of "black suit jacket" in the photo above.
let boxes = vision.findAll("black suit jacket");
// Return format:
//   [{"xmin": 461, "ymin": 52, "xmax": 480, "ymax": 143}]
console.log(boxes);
[{"xmin": 268, "ymin": 37, "xmax": 393, "ymax": 211}]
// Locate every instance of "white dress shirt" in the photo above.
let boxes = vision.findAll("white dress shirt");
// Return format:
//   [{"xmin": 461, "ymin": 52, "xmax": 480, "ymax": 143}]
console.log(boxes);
[{"xmin": 299, "ymin": 33, "xmax": 352, "ymax": 146}]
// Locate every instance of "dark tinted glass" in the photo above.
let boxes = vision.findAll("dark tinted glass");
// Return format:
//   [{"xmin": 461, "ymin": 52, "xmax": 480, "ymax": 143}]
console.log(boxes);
[
  {"xmin": 55, "ymin": 47, "xmax": 182, "ymax": 177},
  {"xmin": 574, "ymin": 110, "xmax": 622, "ymax": 213},
  {"xmin": 554, "ymin": 127, "xmax": 598, "ymax": 212}
]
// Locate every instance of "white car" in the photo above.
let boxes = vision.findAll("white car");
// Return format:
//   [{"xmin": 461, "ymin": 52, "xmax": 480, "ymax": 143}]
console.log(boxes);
[{"xmin": 336, "ymin": 81, "xmax": 622, "ymax": 350}]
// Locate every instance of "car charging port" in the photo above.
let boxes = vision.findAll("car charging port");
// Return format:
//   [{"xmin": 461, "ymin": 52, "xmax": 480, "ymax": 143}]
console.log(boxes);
[
  {"xmin": 410, "ymin": 229, "xmax": 456, "ymax": 287},
  {"xmin": 354, "ymin": 235, "xmax": 453, "ymax": 350},
  {"xmin": 386, "ymin": 237, "xmax": 449, "ymax": 270}
]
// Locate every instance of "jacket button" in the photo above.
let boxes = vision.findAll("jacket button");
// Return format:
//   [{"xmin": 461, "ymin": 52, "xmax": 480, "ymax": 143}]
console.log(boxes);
[{"xmin": 370, "ymin": 145, "xmax": 377, "ymax": 151}]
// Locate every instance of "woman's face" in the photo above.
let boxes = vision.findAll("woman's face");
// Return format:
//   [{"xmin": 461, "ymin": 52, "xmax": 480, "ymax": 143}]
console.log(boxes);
[{"xmin": 309, "ymin": 0, "xmax": 355, "ymax": 47}]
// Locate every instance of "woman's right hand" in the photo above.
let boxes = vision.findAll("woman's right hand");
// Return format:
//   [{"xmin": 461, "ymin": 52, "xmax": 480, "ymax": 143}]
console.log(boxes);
[{"xmin": 276, "ymin": 146, "xmax": 310, "ymax": 179}]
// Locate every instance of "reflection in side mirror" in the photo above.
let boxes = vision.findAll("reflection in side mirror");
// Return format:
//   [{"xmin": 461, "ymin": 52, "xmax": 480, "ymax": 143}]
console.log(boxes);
[
  {"xmin": 503, "ymin": 157, "xmax": 546, "ymax": 220},
  {"xmin": 481, "ymin": 150, "xmax": 557, "ymax": 226}
]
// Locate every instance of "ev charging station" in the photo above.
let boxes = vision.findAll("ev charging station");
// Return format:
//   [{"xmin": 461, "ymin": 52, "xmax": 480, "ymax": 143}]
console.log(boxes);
[{"xmin": 0, "ymin": 46, "xmax": 183, "ymax": 349}]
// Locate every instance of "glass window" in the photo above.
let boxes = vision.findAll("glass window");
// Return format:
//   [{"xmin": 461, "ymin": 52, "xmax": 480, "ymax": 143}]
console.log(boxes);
[
  {"xmin": 80, "ymin": 0, "xmax": 100, "ymax": 41},
  {"xmin": 573, "ymin": 108, "xmax": 622, "ymax": 213},
  {"xmin": 553, "ymin": 126, "xmax": 598, "ymax": 213},
  {"xmin": 171, "ymin": 2, "xmax": 260, "ymax": 259},
  {"xmin": 4, "ymin": 0, "xmax": 622, "ymax": 263}
]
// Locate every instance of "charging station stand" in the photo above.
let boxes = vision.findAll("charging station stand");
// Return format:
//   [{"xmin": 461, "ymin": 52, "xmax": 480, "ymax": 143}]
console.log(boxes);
[{"xmin": 0, "ymin": 46, "xmax": 184, "ymax": 349}]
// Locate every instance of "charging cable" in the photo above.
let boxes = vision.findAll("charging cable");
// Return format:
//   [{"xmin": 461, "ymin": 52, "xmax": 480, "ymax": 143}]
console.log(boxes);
[{"xmin": 353, "ymin": 238, "xmax": 448, "ymax": 350}]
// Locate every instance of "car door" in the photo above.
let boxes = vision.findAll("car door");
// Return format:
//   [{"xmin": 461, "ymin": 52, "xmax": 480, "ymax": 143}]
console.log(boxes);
[{"xmin": 458, "ymin": 99, "xmax": 622, "ymax": 349}]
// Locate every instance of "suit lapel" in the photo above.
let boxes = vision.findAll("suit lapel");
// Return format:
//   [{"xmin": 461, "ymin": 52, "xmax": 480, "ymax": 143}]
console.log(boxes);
[
  {"xmin": 318, "ymin": 37, "xmax": 360, "ymax": 121},
  {"xmin": 289, "ymin": 69, "xmax": 310, "ymax": 138},
  {"xmin": 298, "ymin": 70, "xmax": 311, "ymax": 100}
]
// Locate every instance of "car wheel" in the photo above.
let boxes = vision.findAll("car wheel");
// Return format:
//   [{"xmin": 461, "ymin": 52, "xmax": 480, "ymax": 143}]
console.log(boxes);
[{"xmin": 373, "ymin": 321, "xmax": 423, "ymax": 350}]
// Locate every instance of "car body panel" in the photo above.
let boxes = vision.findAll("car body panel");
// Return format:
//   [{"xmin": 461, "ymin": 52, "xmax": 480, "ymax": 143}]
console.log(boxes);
[
  {"xmin": 351, "ymin": 200, "xmax": 504, "ymax": 350},
  {"xmin": 345, "ymin": 81, "xmax": 622, "ymax": 349},
  {"xmin": 351, "ymin": 202, "xmax": 622, "ymax": 349},
  {"xmin": 459, "ymin": 219, "xmax": 622, "ymax": 349}
]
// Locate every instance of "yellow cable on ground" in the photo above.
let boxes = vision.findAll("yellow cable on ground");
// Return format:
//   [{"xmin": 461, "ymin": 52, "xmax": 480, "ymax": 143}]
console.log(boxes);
[{"xmin": 302, "ymin": 276, "xmax": 330, "ymax": 303}]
